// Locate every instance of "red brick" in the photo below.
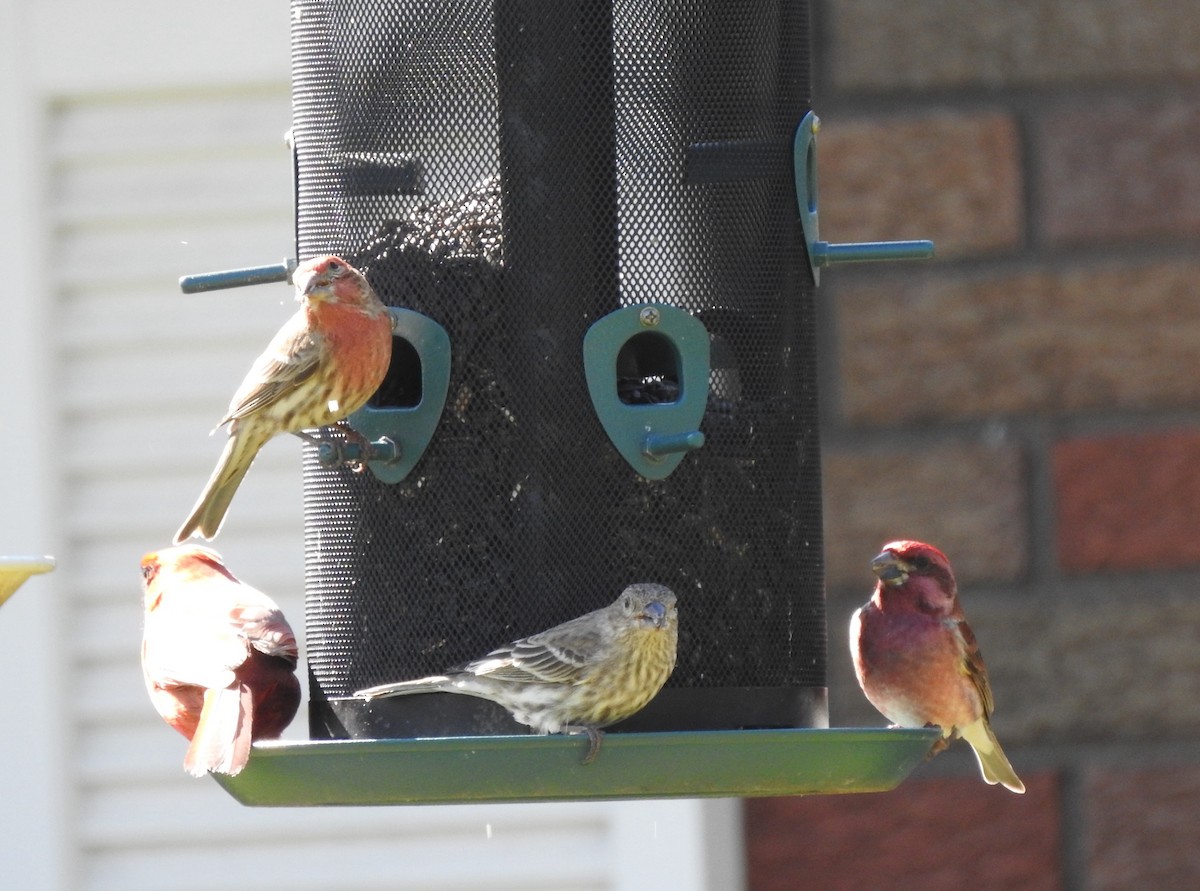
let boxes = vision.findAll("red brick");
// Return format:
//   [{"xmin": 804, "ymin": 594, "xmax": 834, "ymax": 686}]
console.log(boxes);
[
  {"xmin": 746, "ymin": 773, "xmax": 1061, "ymax": 891},
  {"xmin": 1086, "ymin": 765, "xmax": 1200, "ymax": 890},
  {"xmin": 823, "ymin": 442, "xmax": 1027, "ymax": 591},
  {"xmin": 820, "ymin": 112, "xmax": 1022, "ymax": 259},
  {"xmin": 1054, "ymin": 428, "xmax": 1200, "ymax": 572},
  {"xmin": 838, "ymin": 261, "xmax": 1200, "ymax": 425},
  {"xmin": 1039, "ymin": 98, "xmax": 1200, "ymax": 246},
  {"xmin": 828, "ymin": 1, "xmax": 1200, "ymax": 92}
]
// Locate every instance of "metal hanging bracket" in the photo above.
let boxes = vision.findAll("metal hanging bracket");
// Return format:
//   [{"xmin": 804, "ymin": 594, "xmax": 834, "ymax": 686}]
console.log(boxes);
[{"xmin": 793, "ymin": 111, "xmax": 935, "ymax": 285}]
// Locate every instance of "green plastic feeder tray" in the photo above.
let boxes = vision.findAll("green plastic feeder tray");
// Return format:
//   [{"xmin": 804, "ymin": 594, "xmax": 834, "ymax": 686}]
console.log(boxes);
[{"xmin": 213, "ymin": 728, "xmax": 941, "ymax": 806}]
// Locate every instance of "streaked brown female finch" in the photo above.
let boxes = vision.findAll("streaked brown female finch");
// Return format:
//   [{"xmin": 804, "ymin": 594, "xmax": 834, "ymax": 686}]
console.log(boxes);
[
  {"xmin": 140, "ymin": 545, "xmax": 301, "ymax": 777},
  {"xmin": 850, "ymin": 540, "xmax": 1025, "ymax": 794},
  {"xmin": 355, "ymin": 583, "xmax": 679, "ymax": 763},
  {"xmin": 174, "ymin": 255, "xmax": 393, "ymax": 543}
]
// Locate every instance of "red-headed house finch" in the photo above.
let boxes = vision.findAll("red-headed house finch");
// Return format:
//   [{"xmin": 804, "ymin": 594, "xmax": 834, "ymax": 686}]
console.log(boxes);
[
  {"xmin": 174, "ymin": 255, "xmax": 393, "ymax": 543},
  {"xmin": 355, "ymin": 583, "xmax": 679, "ymax": 762},
  {"xmin": 140, "ymin": 545, "xmax": 301, "ymax": 777},
  {"xmin": 850, "ymin": 540, "xmax": 1025, "ymax": 793}
]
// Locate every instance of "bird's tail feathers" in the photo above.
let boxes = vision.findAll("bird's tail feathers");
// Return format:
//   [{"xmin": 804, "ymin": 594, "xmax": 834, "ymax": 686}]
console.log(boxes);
[
  {"xmin": 354, "ymin": 676, "xmax": 453, "ymax": 700},
  {"xmin": 184, "ymin": 683, "xmax": 254, "ymax": 777},
  {"xmin": 174, "ymin": 427, "xmax": 266, "ymax": 544},
  {"xmin": 960, "ymin": 717, "xmax": 1025, "ymax": 794}
]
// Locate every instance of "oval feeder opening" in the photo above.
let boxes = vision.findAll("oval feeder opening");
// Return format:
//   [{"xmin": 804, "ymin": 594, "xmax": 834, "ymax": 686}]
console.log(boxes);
[
  {"xmin": 617, "ymin": 331, "xmax": 681, "ymax": 406},
  {"xmin": 369, "ymin": 335, "xmax": 424, "ymax": 410}
]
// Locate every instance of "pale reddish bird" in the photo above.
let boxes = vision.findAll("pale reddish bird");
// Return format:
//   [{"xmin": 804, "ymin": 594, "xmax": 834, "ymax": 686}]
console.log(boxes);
[
  {"xmin": 140, "ymin": 545, "xmax": 301, "ymax": 777},
  {"xmin": 355, "ymin": 583, "xmax": 679, "ymax": 762},
  {"xmin": 850, "ymin": 540, "xmax": 1025, "ymax": 793},
  {"xmin": 174, "ymin": 255, "xmax": 393, "ymax": 543}
]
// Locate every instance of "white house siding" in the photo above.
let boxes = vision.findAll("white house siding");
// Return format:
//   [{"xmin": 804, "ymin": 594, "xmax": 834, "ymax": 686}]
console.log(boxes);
[{"xmin": 0, "ymin": 3, "xmax": 745, "ymax": 890}]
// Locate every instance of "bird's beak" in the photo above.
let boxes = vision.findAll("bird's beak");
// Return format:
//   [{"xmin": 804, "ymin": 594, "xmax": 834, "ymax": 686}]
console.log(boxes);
[
  {"xmin": 291, "ymin": 266, "xmax": 314, "ymax": 298},
  {"xmin": 292, "ymin": 267, "xmax": 331, "ymax": 303},
  {"xmin": 641, "ymin": 600, "xmax": 669, "ymax": 628},
  {"xmin": 871, "ymin": 550, "xmax": 908, "ymax": 586}
]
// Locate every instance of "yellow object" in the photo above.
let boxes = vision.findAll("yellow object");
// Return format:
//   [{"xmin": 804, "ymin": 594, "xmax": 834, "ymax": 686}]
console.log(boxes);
[{"xmin": 0, "ymin": 556, "xmax": 55, "ymax": 608}]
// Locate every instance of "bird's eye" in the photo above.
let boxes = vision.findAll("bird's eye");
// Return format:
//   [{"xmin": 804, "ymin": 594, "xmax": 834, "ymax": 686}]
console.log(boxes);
[
  {"xmin": 623, "ymin": 596, "xmax": 633, "ymax": 611},
  {"xmin": 910, "ymin": 555, "xmax": 931, "ymax": 571},
  {"xmin": 327, "ymin": 260, "xmax": 343, "ymax": 274},
  {"xmin": 141, "ymin": 563, "xmax": 157, "ymax": 582}
]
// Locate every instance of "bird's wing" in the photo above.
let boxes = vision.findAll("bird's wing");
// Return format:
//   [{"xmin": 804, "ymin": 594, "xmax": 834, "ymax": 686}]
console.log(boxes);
[
  {"xmin": 223, "ymin": 317, "xmax": 324, "ymax": 422},
  {"xmin": 466, "ymin": 625, "xmax": 607, "ymax": 686},
  {"xmin": 231, "ymin": 603, "xmax": 299, "ymax": 663},
  {"xmin": 950, "ymin": 617, "xmax": 995, "ymax": 718},
  {"xmin": 143, "ymin": 618, "xmax": 247, "ymax": 691},
  {"xmin": 143, "ymin": 578, "xmax": 269, "ymax": 689}
]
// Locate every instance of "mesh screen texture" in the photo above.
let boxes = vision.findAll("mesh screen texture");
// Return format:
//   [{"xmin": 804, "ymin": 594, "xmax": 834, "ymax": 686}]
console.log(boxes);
[{"xmin": 292, "ymin": 0, "xmax": 824, "ymax": 738}]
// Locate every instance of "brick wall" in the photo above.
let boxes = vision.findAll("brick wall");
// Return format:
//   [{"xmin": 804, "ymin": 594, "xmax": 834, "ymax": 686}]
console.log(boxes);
[{"xmin": 747, "ymin": 3, "xmax": 1200, "ymax": 889}]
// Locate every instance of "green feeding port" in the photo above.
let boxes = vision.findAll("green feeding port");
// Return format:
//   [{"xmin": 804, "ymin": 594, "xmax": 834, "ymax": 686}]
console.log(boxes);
[
  {"xmin": 583, "ymin": 304, "xmax": 709, "ymax": 481},
  {"xmin": 215, "ymin": 728, "xmax": 942, "ymax": 807},
  {"xmin": 331, "ymin": 307, "xmax": 452, "ymax": 485}
]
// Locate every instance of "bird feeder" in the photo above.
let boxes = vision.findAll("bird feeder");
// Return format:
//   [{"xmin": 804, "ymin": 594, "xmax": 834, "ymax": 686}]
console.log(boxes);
[{"xmin": 185, "ymin": 0, "xmax": 938, "ymax": 805}]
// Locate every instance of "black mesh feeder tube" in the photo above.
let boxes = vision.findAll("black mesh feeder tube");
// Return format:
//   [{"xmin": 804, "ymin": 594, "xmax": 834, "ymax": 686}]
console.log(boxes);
[
  {"xmin": 296, "ymin": 0, "xmax": 825, "ymax": 741},
  {"xmin": 199, "ymin": 0, "xmax": 945, "ymax": 805}
]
